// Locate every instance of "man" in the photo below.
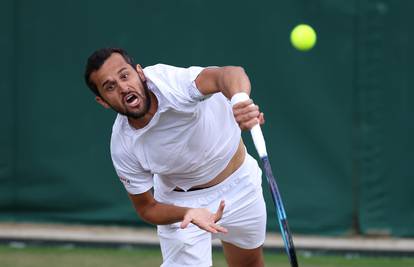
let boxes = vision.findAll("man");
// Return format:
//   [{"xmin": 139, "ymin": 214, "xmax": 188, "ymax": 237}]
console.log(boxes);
[{"xmin": 84, "ymin": 47, "xmax": 267, "ymax": 267}]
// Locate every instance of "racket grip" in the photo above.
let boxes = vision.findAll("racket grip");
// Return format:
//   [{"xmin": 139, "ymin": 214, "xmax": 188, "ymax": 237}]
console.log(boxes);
[
  {"xmin": 231, "ymin": 92, "xmax": 268, "ymax": 158},
  {"xmin": 251, "ymin": 124, "xmax": 268, "ymax": 158}
]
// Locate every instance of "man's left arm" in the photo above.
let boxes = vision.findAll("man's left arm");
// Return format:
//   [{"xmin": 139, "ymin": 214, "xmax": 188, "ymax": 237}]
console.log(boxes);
[{"xmin": 195, "ymin": 66, "xmax": 265, "ymax": 130}]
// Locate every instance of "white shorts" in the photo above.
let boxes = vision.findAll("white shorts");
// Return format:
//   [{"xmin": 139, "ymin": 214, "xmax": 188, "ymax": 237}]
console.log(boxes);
[{"xmin": 154, "ymin": 153, "xmax": 267, "ymax": 267}]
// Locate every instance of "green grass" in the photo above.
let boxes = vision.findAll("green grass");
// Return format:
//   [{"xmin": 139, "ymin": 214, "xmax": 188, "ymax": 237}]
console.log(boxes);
[{"xmin": 0, "ymin": 244, "xmax": 413, "ymax": 267}]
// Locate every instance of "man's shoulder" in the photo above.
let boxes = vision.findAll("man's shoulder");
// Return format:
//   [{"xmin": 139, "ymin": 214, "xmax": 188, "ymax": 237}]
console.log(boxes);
[
  {"xmin": 143, "ymin": 63, "xmax": 203, "ymax": 80},
  {"xmin": 110, "ymin": 115, "xmax": 129, "ymax": 146},
  {"xmin": 143, "ymin": 63, "xmax": 174, "ymax": 77},
  {"xmin": 110, "ymin": 116, "xmax": 133, "ymax": 160},
  {"xmin": 111, "ymin": 113, "xmax": 125, "ymax": 132}
]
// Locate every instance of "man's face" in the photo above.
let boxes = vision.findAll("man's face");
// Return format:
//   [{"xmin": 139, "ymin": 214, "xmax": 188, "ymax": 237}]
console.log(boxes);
[{"xmin": 90, "ymin": 53, "xmax": 150, "ymax": 119}]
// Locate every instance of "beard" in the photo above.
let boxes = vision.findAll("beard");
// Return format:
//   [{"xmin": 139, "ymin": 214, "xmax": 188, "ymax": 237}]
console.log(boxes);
[
  {"xmin": 108, "ymin": 81, "xmax": 152, "ymax": 119},
  {"xmin": 122, "ymin": 82, "xmax": 151, "ymax": 119}
]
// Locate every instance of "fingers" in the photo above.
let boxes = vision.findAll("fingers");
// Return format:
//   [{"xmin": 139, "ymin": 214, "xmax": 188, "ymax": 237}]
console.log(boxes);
[
  {"xmin": 199, "ymin": 201, "xmax": 226, "ymax": 234},
  {"xmin": 241, "ymin": 118, "xmax": 260, "ymax": 130},
  {"xmin": 232, "ymin": 100, "xmax": 258, "ymax": 117},
  {"xmin": 210, "ymin": 200, "xmax": 227, "ymax": 233},
  {"xmin": 180, "ymin": 202, "xmax": 228, "ymax": 234},
  {"xmin": 259, "ymin": 112, "xmax": 265, "ymax": 125},
  {"xmin": 210, "ymin": 223, "xmax": 228, "ymax": 233},
  {"xmin": 180, "ymin": 215, "xmax": 192, "ymax": 229},
  {"xmin": 232, "ymin": 100, "xmax": 265, "ymax": 130},
  {"xmin": 202, "ymin": 223, "xmax": 228, "ymax": 234},
  {"xmin": 232, "ymin": 99, "xmax": 253, "ymax": 110},
  {"xmin": 190, "ymin": 219, "xmax": 227, "ymax": 234},
  {"xmin": 214, "ymin": 200, "xmax": 225, "ymax": 222}
]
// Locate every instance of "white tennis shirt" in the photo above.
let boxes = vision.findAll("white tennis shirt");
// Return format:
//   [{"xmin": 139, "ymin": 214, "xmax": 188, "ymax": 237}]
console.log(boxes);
[{"xmin": 110, "ymin": 64, "xmax": 241, "ymax": 195}]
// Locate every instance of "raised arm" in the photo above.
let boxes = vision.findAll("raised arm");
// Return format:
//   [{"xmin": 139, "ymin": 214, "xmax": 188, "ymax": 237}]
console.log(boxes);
[
  {"xmin": 195, "ymin": 66, "xmax": 251, "ymax": 99},
  {"xmin": 195, "ymin": 66, "xmax": 265, "ymax": 130}
]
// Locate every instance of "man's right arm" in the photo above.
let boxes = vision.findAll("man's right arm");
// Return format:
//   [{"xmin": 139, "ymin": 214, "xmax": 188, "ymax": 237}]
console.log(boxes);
[{"xmin": 128, "ymin": 190, "xmax": 227, "ymax": 234}]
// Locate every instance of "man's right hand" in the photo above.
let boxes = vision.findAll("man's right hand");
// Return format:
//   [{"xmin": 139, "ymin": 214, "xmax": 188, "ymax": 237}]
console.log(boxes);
[
  {"xmin": 180, "ymin": 200, "xmax": 227, "ymax": 234},
  {"xmin": 232, "ymin": 99, "xmax": 265, "ymax": 131}
]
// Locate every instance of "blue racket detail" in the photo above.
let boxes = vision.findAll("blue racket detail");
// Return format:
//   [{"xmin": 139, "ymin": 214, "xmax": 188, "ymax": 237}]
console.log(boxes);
[
  {"xmin": 230, "ymin": 92, "xmax": 298, "ymax": 267},
  {"xmin": 262, "ymin": 156, "xmax": 298, "ymax": 267}
]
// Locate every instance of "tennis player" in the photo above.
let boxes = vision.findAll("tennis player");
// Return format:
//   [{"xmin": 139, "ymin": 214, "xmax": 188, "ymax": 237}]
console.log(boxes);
[{"xmin": 84, "ymin": 48, "xmax": 267, "ymax": 267}]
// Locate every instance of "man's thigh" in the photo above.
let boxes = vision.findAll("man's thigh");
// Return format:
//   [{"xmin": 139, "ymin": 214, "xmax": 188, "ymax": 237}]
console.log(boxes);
[
  {"xmin": 222, "ymin": 241, "xmax": 264, "ymax": 267},
  {"xmin": 213, "ymin": 176, "xmax": 267, "ymax": 250},
  {"xmin": 158, "ymin": 223, "xmax": 212, "ymax": 267}
]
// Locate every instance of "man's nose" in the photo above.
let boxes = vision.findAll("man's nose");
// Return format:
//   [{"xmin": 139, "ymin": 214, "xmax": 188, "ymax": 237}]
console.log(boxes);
[{"xmin": 119, "ymin": 82, "xmax": 129, "ymax": 93}]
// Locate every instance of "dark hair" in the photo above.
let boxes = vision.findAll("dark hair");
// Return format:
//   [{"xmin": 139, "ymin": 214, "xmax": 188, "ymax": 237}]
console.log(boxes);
[{"xmin": 84, "ymin": 47, "xmax": 135, "ymax": 96}]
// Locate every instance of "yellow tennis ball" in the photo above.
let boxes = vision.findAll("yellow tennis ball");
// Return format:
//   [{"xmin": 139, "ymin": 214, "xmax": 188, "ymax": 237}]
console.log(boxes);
[{"xmin": 290, "ymin": 24, "xmax": 317, "ymax": 51}]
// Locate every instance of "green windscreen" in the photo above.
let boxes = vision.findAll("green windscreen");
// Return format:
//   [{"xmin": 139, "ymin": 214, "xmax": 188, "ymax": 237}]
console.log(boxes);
[{"xmin": 0, "ymin": 0, "xmax": 413, "ymax": 237}]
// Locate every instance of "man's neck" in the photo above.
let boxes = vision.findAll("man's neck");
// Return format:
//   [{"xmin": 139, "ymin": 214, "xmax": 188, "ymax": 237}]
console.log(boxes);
[{"xmin": 128, "ymin": 91, "xmax": 158, "ymax": 129}]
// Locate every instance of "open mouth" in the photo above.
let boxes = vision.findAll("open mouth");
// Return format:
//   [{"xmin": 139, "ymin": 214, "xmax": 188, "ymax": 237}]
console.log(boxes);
[{"xmin": 124, "ymin": 93, "xmax": 140, "ymax": 108}]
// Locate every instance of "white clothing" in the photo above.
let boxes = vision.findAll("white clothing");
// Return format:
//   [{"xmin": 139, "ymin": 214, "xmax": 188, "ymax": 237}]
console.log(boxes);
[
  {"xmin": 109, "ymin": 63, "xmax": 267, "ymax": 266},
  {"xmin": 110, "ymin": 64, "xmax": 241, "ymax": 194},
  {"xmin": 156, "ymin": 153, "xmax": 267, "ymax": 267}
]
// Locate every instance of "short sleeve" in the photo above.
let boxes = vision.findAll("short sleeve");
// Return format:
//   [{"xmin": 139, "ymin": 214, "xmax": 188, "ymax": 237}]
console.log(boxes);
[
  {"xmin": 110, "ymin": 136, "xmax": 153, "ymax": 195},
  {"xmin": 143, "ymin": 64, "xmax": 211, "ymax": 104}
]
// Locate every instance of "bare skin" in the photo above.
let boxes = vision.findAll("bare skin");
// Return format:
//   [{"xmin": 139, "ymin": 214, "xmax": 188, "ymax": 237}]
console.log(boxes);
[
  {"xmin": 89, "ymin": 52, "xmax": 265, "ymax": 266},
  {"xmin": 222, "ymin": 241, "xmax": 264, "ymax": 267}
]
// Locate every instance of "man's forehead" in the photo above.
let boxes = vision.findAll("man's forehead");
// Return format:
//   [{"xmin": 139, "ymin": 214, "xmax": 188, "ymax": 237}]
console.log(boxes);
[
  {"xmin": 91, "ymin": 53, "xmax": 131, "ymax": 83},
  {"xmin": 101, "ymin": 53, "xmax": 130, "ymax": 73}
]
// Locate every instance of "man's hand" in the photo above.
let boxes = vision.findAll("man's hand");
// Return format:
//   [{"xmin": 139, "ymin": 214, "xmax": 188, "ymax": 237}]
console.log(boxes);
[
  {"xmin": 180, "ymin": 200, "xmax": 227, "ymax": 234},
  {"xmin": 232, "ymin": 99, "xmax": 265, "ymax": 130}
]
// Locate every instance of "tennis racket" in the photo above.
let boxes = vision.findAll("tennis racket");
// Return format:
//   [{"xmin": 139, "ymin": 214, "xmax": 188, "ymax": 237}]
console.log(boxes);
[{"xmin": 231, "ymin": 93, "xmax": 299, "ymax": 267}]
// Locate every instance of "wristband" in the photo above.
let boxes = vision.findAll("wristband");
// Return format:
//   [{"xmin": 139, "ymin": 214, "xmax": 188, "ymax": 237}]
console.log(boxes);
[{"xmin": 230, "ymin": 92, "xmax": 250, "ymax": 107}]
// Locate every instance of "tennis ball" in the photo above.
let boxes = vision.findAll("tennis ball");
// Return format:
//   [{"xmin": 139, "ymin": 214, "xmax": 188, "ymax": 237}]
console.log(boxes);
[{"xmin": 290, "ymin": 24, "xmax": 317, "ymax": 51}]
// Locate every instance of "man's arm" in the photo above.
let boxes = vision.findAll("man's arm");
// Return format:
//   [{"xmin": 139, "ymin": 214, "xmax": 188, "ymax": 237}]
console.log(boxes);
[
  {"xmin": 195, "ymin": 66, "xmax": 265, "ymax": 130},
  {"xmin": 195, "ymin": 66, "xmax": 251, "ymax": 99},
  {"xmin": 128, "ymin": 190, "xmax": 227, "ymax": 233}
]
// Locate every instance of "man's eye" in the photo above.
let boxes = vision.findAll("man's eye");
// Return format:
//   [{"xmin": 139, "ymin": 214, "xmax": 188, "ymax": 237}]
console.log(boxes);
[
  {"xmin": 106, "ymin": 84, "xmax": 115, "ymax": 91},
  {"xmin": 121, "ymin": 73, "xmax": 129, "ymax": 79}
]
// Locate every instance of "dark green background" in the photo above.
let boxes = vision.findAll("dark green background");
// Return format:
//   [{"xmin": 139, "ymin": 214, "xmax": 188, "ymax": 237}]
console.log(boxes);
[{"xmin": 0, "ymin": 0, "xmax": 413, "ymax": 236}]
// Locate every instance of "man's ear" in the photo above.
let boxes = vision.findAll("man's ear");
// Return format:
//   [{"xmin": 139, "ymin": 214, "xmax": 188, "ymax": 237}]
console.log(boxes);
[
  {"xmin": 136, "ymin": 64, "xmax": 146, "ymax": 82},
  {"xmin": 95, "ymin": 96, "xmax": 110, "ymax": 109}
]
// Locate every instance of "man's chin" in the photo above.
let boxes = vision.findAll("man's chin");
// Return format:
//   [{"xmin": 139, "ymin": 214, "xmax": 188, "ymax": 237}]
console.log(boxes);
[
  {"xmin": 116, "ymin": 88, "xmax": 151, "ymax": 119},
  {"xmin": 124, "ymin": 109, "xmax": 147, "ymax": 119}
]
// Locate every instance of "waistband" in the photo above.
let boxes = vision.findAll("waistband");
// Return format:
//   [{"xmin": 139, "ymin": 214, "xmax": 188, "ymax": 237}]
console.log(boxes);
[{"xmin": 155, "ymin": 153, "xmax": 258, "ymax": 202}]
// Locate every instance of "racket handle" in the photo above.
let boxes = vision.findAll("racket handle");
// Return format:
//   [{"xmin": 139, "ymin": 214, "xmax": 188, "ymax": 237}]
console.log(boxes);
[
  {"xmin": 231, "ymin": 92, "xmax": 268, "ymax": 158},
  {"xmin": 251, "ymin": 124, "xmax": 268, "ymax": 158}
]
